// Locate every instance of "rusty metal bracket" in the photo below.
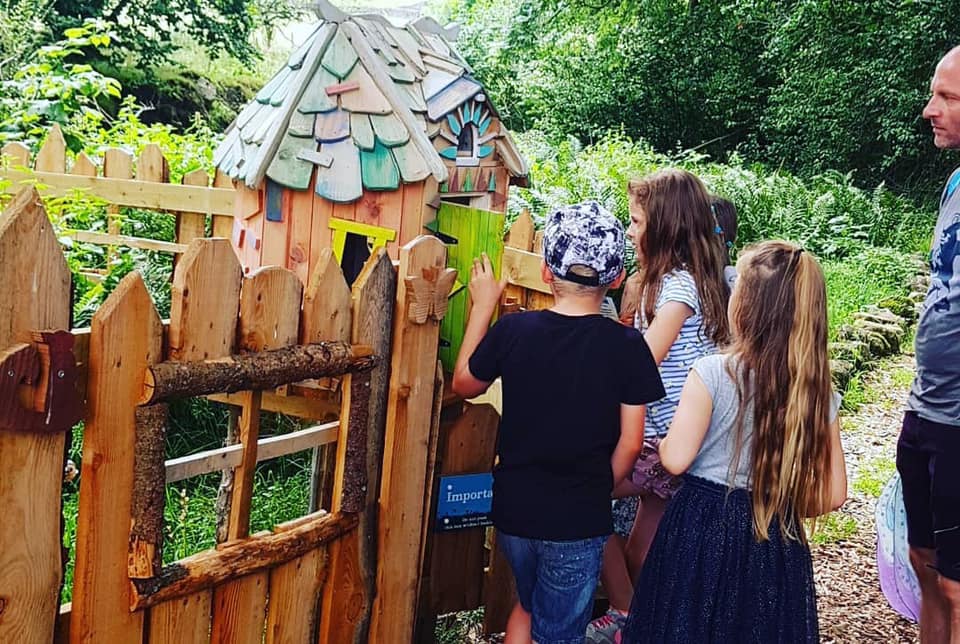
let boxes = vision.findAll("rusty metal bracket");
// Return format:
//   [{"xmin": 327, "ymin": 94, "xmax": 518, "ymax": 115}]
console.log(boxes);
[{"xmin": 0, "ymin": 330, "xmax": 81, "ymax": 433}]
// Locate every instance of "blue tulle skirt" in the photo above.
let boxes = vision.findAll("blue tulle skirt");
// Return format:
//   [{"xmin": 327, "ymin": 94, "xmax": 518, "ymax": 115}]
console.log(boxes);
[{"xmin": 623, "ymin": 475, "xmax": 819, "ymax": 644}]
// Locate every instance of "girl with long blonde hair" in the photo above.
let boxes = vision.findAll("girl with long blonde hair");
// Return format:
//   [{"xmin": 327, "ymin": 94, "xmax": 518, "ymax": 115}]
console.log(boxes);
[{"xmin": 622, "ymin": 240, "xmax": 847, "ymax": 643}]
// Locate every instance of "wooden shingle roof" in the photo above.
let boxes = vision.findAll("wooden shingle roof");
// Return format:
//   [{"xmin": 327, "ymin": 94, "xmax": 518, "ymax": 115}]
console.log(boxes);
[{"xmin": 213, "ymin": 10, "xmax": 529, "ymax": 203}]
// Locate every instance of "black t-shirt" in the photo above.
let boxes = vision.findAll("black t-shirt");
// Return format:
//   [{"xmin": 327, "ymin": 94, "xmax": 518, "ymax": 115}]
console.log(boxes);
[{"xmin": 469, "ymin": 310, "xmax": 665, "ymax": 540}]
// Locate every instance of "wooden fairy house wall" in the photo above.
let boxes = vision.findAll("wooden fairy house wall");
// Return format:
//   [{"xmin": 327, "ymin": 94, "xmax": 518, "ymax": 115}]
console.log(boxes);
[{"xmin": 213, "ymin": 3, "xmax": 529, "ymax": 290}]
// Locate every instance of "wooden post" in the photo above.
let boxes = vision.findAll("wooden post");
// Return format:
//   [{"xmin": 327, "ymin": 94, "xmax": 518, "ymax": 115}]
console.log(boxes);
[
  {"xmin": 212, "ymin": 265, "xmax": 300, "ymax": 644},
  {"xmin": 301, "ymin": 248, "xmax": 353, "ymax": 512},
  {"xmin": 418, "ymin": 402, "xmax": 500, "ymax": 639},
  {"xmin": 212, "ymin": 170, "xmax": 235, "ymax": 239},
  {"xmin": 318, "ymin": 249, "xmax": 397, "ymax": 644},
  {"xmin": 150, "ymin": 237, "xmax": 241, "ymax": 644},
  {"xmin": 0, "ymin": 188, "xmax": 71, "ymax": 642},
  {"xmin": 102, "ymin": 149, "xmax": 133, "ymax": 270},
  {"xmin": 177, "ymin": 169, "xmax": 210, "ymax": 246},
  {"xmin": 369, "ymin": 236, "xmax": 448, "ymax": 644},
  {"xmin": 503, "ymin": 209, "xmax": 534, "ymax": 309},
  {"xmin": 71, "ymin": 271, "xmax": 161, "ymax": 643}
]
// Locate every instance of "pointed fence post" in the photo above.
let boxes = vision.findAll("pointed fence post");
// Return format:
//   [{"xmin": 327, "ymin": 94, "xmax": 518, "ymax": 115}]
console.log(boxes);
[
  {"xmin": 369, "ymin": 236, "xmax": 450, "ymax": 643},
  {"xmin": 0, "ymin": 188, "xmax": 72, "ymax": 642}
]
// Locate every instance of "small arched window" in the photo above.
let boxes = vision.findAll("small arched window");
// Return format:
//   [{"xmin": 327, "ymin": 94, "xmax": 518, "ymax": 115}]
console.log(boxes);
[{"xmin": 457, "ymin": 123, "xmax": 476, "ymax": 157}]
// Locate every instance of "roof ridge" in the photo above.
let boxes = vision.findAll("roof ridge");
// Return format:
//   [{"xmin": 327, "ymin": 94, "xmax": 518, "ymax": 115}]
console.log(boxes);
[
  {"xmin": 244, "ymin": 22, "xmax": 337, "ymax": 188},
  {"xmin": 340, "ymin": 20, "xmax": 448, "ymax": 183}
]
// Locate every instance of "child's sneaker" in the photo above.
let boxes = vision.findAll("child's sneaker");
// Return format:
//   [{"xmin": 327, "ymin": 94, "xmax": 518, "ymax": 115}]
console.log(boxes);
[{"xmin": 586, "ymin": 608, "xmax": 626, "ymax": 643}]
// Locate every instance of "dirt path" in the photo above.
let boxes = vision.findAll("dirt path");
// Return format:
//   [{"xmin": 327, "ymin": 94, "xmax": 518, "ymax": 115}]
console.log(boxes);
[{"xmin": 813, "ymin": 352, "xmax": 918, "ymax": 643}]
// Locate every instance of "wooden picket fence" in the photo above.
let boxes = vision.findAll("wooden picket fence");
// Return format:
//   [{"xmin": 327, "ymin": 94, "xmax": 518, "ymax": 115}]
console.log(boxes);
[
  {"xmin": 0, "ymin": 125, "xmax": 561, "ymax": 643},
  {"xmin": 0, "ymin": 171, "xmax": 463, "ymax": 642}
]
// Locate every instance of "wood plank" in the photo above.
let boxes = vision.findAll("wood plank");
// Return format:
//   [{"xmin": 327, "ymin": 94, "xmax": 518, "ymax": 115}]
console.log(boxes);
[
  {"xmin": 503, "ymin": 209, "xmax": 534, "ymax": 308},
  {"xmin": 309, "ymin": 194, "xmax": 334, "ymax": 274},
  {"xmin": 212, "ymin": 170, "xmax": 235, "ymax": 238},
  {"xmin": 67, "ymin": 230, "xmax": 187, "ymax": 254},
  {"xmin": 398, "ymin": 179, "xmax": 426, "ymax": 252},
  {"xmin": 301, "ymin": 248, "xmax": 353, "ymax": 345},
  {"xmin": 208, "ymin": 390, "xmax": 339, "ymax": 420},
  {"xmin": 0, "ymin": 169, "xmax": 236, "ymax": 215},
  {"xmin": 266, "ymin": 133, "xmax": 315, "ymax": 190},
  {"xmin": 413, "ymin": 362, "xmax": 445, "ymax": 641},
  {"xmin": 350, "ymin": 113, "xmax": 376, "ymax": 151},
  {"xmin": 369, "ymin": 236, "xmax": 448, "ymax": 644},
  {"xmin": 315, "ymin": 138, "xmax": 362, "ymax": 203},
  {"xmin": 360, "ymin": 140, "xmax": 401, "ymax": 191},
  {"xmin": 71, "ymin": 152, "xmax": 98, "ymax": 176},
  {"xmin": 423, "ymin": 404, "xmax": 499, "ymax": 616},
  {"xmin": 162, "ymin": 236, "xmax": 243, "ymax": 635},
  {"xmin": 36, "ymin": 124, "xmax": 66, "ymax": 173},
  {"xmin": 318, "ymin": 249, "xmax": 396, "ymax": 644},
  {"xmin": 301, "ymin": 247, "xmax": 353, "ymax": 511},
  {"xmin": 167, "ymin": 443, "xmax": 244, "ymax": 483},
  {"xmin": 148, "ymin": 592, "xmax": 212, "ymax": 644},
  {"xmin": 225, "ymin": 392, "xmax": 264, "ymax": 543},
  {"xmin": 2, "ymin": 141, "xmax": 30, "ymax": 167},
  {"xmin": 137, "ymin": 144, "xmax": 170, "ymax": 183},
  {"xmin": 210, "ymin": 574, "xmax": 268, "ymax": 644},
  {"xmin": 426, "ymin": 77, "xmax": 483, "ymax": 122},
  {"xmin": 391, "ymin": 141, "xmax": 431, "ymax": 184},
  {"xmin": 297, "ymin": 64, "xmax": 340, "ymax": 114},
  {"xmin": 483, "ymin": 531, "xmax": 517, "ymax": 636},
  {"xmin": 261, "ymin": 186, "xmax": 292, "ymax": 268},
  {"xmin": 130, "ymin": 513, "xmax": 358, "ymax": 610},
  {"xmin": 238, "ymin": 211, "xmax": 266, "ymax": 276},
  {"xmin": 0, "ymin": 189, "xmax": 71, "ymax": 643},
  {"xmin": 169, "ymin": 238, "xmax": 242, "ymax": 361},
  {"xmin": 340, "ymin": 62, "xmax": 393, "ymax": 115},
  {"xmin": 343, "ymin": 22, "xmax": 447, "ymax": 182},
  {"xmin": 370, "ymin": 114, "xmax": 410, "ymax": 148},
  {"xmin": 265, "ymin": 548, "xmax": 327, "ymax": 644},
  {"xmin": 321, "ymin": 25, "xmax": 360, "ymax": 79},
  {"xmin": 287, "ymin": 185, "xmax": 315, "ymax": 284},
  {"xmin": 71, "ymin": 272, "xmax": 160, "ymax": 643},
  {"xmin": 502, "ymin": 246, "xmax": 550, "ymax": 294}
]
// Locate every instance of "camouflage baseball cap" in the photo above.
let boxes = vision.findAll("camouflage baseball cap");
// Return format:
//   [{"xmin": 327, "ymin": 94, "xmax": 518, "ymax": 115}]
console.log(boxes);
[{"xmin": 543, "ymin": 201, "xmax": 625, "ymax": 286}]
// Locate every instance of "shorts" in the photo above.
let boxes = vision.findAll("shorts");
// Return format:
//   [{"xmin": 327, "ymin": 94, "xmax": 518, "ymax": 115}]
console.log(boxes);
[
  {"xmin": 896, "ymin": 411, "xmax": 960, "ymax": 581},
  {"xmin": 622, "ymin": 437, "xmax": 684, "ymax": 500},
  {"xmin": 497, "ymin": 530, "xmax": 607, "ymax": 644}
]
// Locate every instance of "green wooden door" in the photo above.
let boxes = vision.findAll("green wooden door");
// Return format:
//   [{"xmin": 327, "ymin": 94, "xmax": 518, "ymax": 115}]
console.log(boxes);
[{"xmin": 435, "ymin": 201, "xmax": 505, "ymax": 372}]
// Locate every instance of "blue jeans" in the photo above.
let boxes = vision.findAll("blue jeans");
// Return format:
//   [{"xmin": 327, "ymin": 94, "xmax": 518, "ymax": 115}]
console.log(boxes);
[{"xmin": 497, "ymin": 530, "xmax": 607, "ymax": 644}]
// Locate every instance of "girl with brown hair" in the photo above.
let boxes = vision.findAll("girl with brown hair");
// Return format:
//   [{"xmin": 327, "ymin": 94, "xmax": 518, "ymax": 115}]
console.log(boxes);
[
  {"xmin": 622, "ymin": 240, "xmax": 847, "ymax": 643},
  {"xmin": 591, "ymin": 169, "xmax": 731, "ymax": 642}
]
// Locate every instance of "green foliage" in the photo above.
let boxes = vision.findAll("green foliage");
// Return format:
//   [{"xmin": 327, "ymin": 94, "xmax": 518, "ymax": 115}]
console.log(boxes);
[
  {"xmin": 809, "ymin": 510, "xmax": 858, "ymax": 545},
  {"xmin": 511, "ymin": 130, "xmax": 931, "ymax": 256},
  {"xmin": 852, "ymin": 457, "xmax": 897, "ymax": 498},
  {"xmin": 50, "ymin": 0, "xmax": 304, "ymax": 67},
  {"xmin": 0, "ymin": 0, "xmax": 57, "ymax": 80},
  {"xmin": 440, "ymin": 0, "xmax": 960, "ymax": 195},
  {"xmin": 510, "ymin": 131, "xmax": 925, "ymax": 338},
  {"xmin": 0, "ymin": 20, "xmax": 120, "ymax": 149}
]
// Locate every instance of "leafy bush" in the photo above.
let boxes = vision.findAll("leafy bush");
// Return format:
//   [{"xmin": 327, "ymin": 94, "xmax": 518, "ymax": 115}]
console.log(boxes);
[
  {"xmin": 437, "ymin": 0, "xmax": 960, "ymax": 196},
  {"xmin": 510, "ymin": 130, "xmax": 932, "ymax": 258}
]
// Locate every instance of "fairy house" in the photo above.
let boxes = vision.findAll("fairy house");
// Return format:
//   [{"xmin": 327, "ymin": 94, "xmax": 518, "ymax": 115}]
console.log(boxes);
[{"xmin": 213, "ymin": 1, "xmax": 529, "ymax": 289}]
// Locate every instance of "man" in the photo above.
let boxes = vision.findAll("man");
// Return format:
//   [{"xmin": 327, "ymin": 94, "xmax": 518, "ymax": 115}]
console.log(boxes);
[{"xmin": 899, "ymin": 45, "xmax": 960, "ymax": 643}]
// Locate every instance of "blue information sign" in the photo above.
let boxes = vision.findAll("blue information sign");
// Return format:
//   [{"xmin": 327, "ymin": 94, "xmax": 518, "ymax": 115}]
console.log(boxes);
[{"xmin": 435, "ymin": 472, "xmax": 494, "ymax": 531}]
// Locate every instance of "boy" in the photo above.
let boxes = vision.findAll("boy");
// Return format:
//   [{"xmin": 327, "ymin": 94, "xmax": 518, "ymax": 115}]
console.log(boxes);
[{"xmin": 452, "ymin": 201, "xmax": 664, "ymax": 644}]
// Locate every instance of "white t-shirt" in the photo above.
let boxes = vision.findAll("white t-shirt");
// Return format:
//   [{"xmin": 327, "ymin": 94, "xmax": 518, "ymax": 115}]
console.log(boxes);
[{"xmin": 635, "ymin": 270, "xmax": 718, "ymax": 437}]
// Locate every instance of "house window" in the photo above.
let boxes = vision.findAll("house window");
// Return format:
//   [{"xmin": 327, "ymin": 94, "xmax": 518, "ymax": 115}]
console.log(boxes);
[
  {"xmin": 457, "ymin": 123, "xmax": 475, "ymax": 157},
  {"xmin": 328, "ymin": 218, "xmax": 397, "ymax": 286}
]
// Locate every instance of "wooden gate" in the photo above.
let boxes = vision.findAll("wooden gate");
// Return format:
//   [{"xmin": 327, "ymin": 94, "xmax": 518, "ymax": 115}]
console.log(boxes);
[{"xmin": 0, "ymin": 183, "xmax": 460, "ymax": 642}]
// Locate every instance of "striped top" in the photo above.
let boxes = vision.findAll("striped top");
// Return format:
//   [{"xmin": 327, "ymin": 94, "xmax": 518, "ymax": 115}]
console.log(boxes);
[{"xmin": 635, "ymin": 270, "xmax": 718, "ymax": 438}]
